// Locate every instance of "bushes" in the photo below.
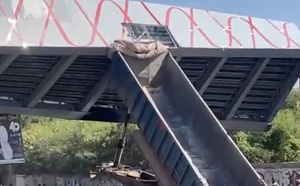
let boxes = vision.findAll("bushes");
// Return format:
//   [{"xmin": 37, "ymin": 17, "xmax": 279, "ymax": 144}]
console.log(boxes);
[{"xmin": 17, "ymin": 118, "xmax": 145, "ymax": 174}]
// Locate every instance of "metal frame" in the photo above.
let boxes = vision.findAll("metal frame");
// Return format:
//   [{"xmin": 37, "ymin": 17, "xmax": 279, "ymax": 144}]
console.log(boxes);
[
  {"xmin": 221, "ymin": 120, "xmax": 272, "ymax": 131},
  {"xmin": 176, "ymin": 49, "xmax": 300, "ymax": 124},
  {"xmin": 0, "ymin": 46, "xmax": 296, "ymax": 131},
  {"xmin": 223, "ymin": 58, "xmax": 270, "ymax": 120},
  {"xmin": 252, "ymin": 162, "xmax": 300, "ymax": 169},
  {"xmin": 0, "ymin": 98, "xmax": 271, "ymax": 130},
  {"xmin": 77, "ymin": 70, "xmax": 111, "ymax": 111},
  {"xmin": 196, "ymin": 57, "xmax": 227, "ymax": 94},
  {"xmin": 0, "ymin": 100, "xmax": 125, "ymax": 121},
  {"xmin": 0, "ymin": 46, "xmax": 298, "ymax": 58},
  {"xmin": 26, "ymin": 55, "xmax": 78, "ymax": 107},
  {"xmin": 265, "ymin": 59, "xmax": 300, "ymax": 121},
  {"xmin": 0, "ymin": 46, "xmax": 109, "ymax": 55},
  {"xmin": 171, "ymin": 48, "xmax": 300, "ymax": 58},
  {"xmin": 122, "ymin": 22, "xmax": 179, "ymax": 47},
  {"xmin": 0, "ymin": 55, "xmax": 18, "ymax": 75}
]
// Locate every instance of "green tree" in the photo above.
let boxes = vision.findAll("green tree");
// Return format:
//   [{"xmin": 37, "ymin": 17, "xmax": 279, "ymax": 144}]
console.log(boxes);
[
  {"xmin": 282, "ymin": 90, "xmax": 299, "ymax": 110},
  {"xmin": 15, "ymin": 118, "xmax": 145, "ymax": 175}
]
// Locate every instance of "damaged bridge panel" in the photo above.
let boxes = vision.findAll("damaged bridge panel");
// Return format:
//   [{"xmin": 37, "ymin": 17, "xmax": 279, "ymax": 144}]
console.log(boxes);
[
  {"xmin": 242, "ymin": 58, "xmax": 300, "ymax": 122},
  {"xmin": 42, "ymin": 55, "xmax": 110, "ymax": 106},
  {"xmin": 173, "ymin": 48, "xmax": 300, "ymax": 123},
  {"xmin": 0, "ymin": 47, "xmax": 297, "ymax": 131},
  {"xmin": 0, "ymin": 55, "xmax": 60, "ymax": 102}
]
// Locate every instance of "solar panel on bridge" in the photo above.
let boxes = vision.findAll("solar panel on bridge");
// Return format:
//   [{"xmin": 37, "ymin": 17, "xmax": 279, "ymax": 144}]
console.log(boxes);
[
  {"xmin": 0, "ymin": 47, "xmax": 298, "ymax": 131},
  {"xmin": 122, "ymin": 23, "xmax": 178, "ymax": 47}
]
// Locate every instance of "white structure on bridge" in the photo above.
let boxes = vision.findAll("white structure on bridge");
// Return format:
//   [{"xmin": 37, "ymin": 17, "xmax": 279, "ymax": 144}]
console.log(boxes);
[{"xmin": 0, "ymin": 0, "xmax": 299, "ymax": 48}]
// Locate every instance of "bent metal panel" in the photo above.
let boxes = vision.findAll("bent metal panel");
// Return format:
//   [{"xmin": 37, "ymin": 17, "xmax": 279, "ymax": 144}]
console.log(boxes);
[{"xmin": 0, "ymin": 115, "xmax": 25, "ymax": 164}]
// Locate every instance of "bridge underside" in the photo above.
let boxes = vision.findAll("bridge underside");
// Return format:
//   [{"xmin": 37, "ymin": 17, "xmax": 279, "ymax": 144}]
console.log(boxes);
[{"xmin": 0, "ymin": 46, "xmax": 299, "ymax": 131}]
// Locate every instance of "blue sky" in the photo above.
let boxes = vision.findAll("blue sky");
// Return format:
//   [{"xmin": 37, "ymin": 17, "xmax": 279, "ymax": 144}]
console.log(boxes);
[{"xmin": 131, "ymin": 0, "xmax": 300, "ymax": 27}]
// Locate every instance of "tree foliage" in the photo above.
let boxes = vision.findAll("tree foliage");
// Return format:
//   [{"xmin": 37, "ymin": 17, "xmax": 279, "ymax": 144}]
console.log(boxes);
[
  {"xmin": 15, "ymin": 118, "xmax": 146, "ymax": 174},
  {"xmin": 282, "ymin": 90, "xmax": 299, "ymax": 110}
]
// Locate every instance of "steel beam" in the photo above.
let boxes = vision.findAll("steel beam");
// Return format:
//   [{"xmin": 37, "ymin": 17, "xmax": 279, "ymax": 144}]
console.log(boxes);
[
  {"xmin": 0, "ymin": 55, "xmax": 18, "ymax": 75},
  {"xmin": 174, "ymin": 52, "xmax": 182, "ymax": 62},
  {"xmin": 221, "ymin": 120, "xmax": 272, "ymax": 131},
  {"xmin": 0, "ymin": 47, "xmax": 299, "ymax": 59},
  {"xmin": 77, "ymin": 71, "xmax": 111, "ymax": 111},
  {"xmin": 0, "ymin": 99, "xmax": 125, "ymax": 121},
  {"xmin": 25, "ymin": 55, "xmax": 77, "ymax": 107},
  {"xmin": 265, "ymin": 60, "xmax": 300, "ymax": 122},
  {"xmin": 0, "ymin": 46, "xmax": 109, "ymax": 56},
  {"xmin": 0, "ymin": 99, "xmax": 269, "ymax": 130},
  {"xmin": 196, "ymin": 57, "xmax": 227, "ymax": 94},
  {"xmin": 253, "ymin": 162, "xmax": 300, "ymax": 169},
  {"xmin": 169, "ymin": 48, "xmax": 300, "ymax": 58},
  {"xmin": 224, "ymin": 58, "xmax": 270, "ymax": 120}
]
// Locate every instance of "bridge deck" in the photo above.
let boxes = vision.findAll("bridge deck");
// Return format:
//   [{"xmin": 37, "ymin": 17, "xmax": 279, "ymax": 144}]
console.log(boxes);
[{"xmin": 0, "ymin": 46, "xmax": 298, "ymax": 130}]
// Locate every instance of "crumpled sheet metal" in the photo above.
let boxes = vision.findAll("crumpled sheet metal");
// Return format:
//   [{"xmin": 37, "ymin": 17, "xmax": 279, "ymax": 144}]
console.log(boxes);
[{"xmin": 108, "ymin": 39, "xmax": 168, "ymax": 59}]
